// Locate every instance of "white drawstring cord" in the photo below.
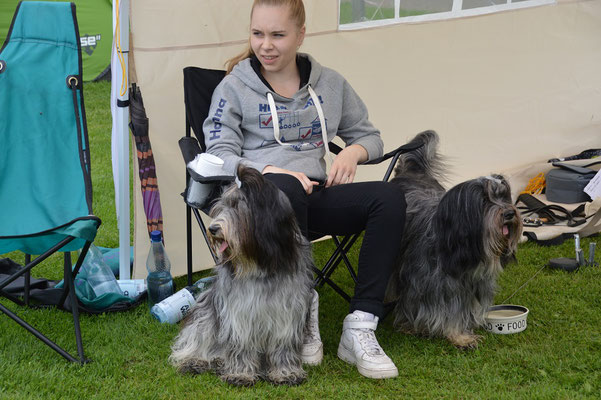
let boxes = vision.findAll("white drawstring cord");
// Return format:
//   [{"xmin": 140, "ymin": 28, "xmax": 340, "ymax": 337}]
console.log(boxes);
[
  {"xmin": 308, "ymin": 85, "xmax": 332, "ymax": 163},
  {"xmin": 266, "ymin": 88, "xmax": 332, "ymax": 163},
  {"xmin": 267, "ymin": 92, "xmax": 289, "ymax": 147}
]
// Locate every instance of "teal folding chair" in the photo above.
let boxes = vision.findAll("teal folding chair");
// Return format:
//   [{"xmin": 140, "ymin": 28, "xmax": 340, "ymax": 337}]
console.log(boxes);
[{"xmin": 0, "ymin": 1, "xmax": 101, "ymax": 364}]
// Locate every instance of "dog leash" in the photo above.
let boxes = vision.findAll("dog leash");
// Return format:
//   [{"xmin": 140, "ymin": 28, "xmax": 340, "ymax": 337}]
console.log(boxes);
[{"xmin": 501, "ymin": 264, "xmax": 547, "ymax": 304}]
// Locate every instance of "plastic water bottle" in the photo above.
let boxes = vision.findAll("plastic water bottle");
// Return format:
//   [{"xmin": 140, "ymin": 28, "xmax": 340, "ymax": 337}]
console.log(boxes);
[
  {"xmin": 146, "ymin": 230, "xmax": 174, "ymax": 308},
  {"xmin": 150, "ymin": 276, "xmax": 215, "ymax": 324},
  {"xmin": 83, "ymin": 244, "xmax": 123, "ymax": 297}
]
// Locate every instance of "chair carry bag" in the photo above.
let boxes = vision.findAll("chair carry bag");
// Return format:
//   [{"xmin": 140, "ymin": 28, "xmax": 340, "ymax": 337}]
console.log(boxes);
[{"xmin": 546, "ymin": 161, "xmax": 601, "ymax": 204}]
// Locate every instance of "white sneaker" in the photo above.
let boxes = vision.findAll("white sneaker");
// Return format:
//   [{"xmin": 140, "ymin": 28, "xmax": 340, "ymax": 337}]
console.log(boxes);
[
  {"xmin": 301, "ymin": 289, "xmax": 323, "ymax": 365},
  {"xmin": 337, "ymin": 310, "xmax": 398, "ymax": 379}
]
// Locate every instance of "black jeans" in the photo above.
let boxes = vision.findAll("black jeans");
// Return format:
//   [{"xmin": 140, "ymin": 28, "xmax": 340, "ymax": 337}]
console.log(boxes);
[{"xmin": 264, "ymin": 173, "xmax": 406, "ymax": 318}]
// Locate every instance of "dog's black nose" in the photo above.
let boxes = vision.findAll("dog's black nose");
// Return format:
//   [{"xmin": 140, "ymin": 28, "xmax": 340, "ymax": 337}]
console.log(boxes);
[
  {"xmin": 503, "ymin": 210, "xmax": 516, "ymax": 220},
  {"xmin": 208, "ymin": 225, "xmax": 220, "ymax": 235}
]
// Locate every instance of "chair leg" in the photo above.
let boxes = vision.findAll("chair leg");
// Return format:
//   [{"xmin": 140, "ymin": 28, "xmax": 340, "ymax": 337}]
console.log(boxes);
[
  {"xmin": 0, "ymin": 235, "xmax": 73, "ymax": 292},
  {"xmin": 0, "ymin": 237, "xmax": 89, "ymax": 363},
  {"xmin": 0, "ymin": 302, "xmax": 81, "ymax": 363},
  {"xmin": 188, "ymin": 206, "xmax": 221, "ymax": 285},
  {"xmin": 329, "ymin": 235, "xmax": 359, "ymax": 283},
  {"xmin": 314, "ymin": 236, "xmax": 349, "ymax": 288},
  {"xmin": 57, "ymin": 241, "xmax": 91, "ymax": 307},
  {"xmin": 186, "ymin": 204, "xmax": 193, "ymax": 286},
  {"xmin": 324, "ymin": 234, "xmax": 359, "ymax": 284},
  {"xmin": 0, "ymin": 290, "xmax": 25, "ymax": 306},
  {"xmin": 24, "ymin": 254, "xmax": 31, "ymax": 306},
  {"xmin": 312, "ymin": 234, "xmax": 362, "ymax": 303},
  {"xmin": 314, "ymin": 236, "xmax": 355, "ymax": 286},
  {"xmin": 192, "ymin": 207, "xmax": 219, "ymax": 264},
  {"xmin": 311, "ymin": 265, "xmax": 351, "ymax": 302},
  {"xmin": 63, "ymin": 253, "xmax": 87, "ymax": 363}
]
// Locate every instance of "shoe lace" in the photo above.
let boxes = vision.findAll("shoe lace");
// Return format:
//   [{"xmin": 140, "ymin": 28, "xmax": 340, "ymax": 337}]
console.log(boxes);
[{"xmin": 357, "ymin": 329, "xmax": 384, "ymax": 356}]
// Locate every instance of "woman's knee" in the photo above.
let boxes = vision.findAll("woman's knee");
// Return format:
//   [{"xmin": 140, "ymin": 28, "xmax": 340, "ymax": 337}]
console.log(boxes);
[
  {"xmin": 372, "ymin": 182, "xmax": 406, "ymax": 224},
  {"xmin": 263, "ymin": 173, "xmax": 308, "ymax": 208},
  {"xmin": 384, "ymin": 182, "xmax": 406, "ymax": 209}
]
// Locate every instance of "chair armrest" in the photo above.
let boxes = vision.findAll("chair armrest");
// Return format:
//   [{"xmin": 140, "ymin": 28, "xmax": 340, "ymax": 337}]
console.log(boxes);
[
  {"xmin": 179, "ymin": 136, "xmax": 202, "ymax": 165},
  {"xmin": 179, "ymin": 136, "xmax": 235, "ymax": 184},
  {"xmin": 187, "ymin": 168, "xmax": 235, "ymax": 184},
  {"xmin": 362, "ymin": 140, "xmax": 424, "ymax": 166}
]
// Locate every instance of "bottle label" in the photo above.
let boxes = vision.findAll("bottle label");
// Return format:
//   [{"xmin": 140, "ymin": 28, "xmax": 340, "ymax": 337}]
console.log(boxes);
[
  {"xmin": 117, "ymin": 279, "xmax": 146, "ymax": 299},
  {"xmin": 153, "ymin": 289, "xmax": 196, "ymax": 324}
]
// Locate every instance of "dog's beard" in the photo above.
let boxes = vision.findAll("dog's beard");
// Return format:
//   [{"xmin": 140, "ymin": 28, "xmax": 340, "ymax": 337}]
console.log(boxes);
[
  {"xmin": 207, "ymin": 215, "xmax": 237, "ymax": 263},
  {"xmin": 485, "ymin": 204, "xmax": 521, "ymax": 264},
  {"xmin": 208, "ymin": 222, "xmax": 230, "ymax": 259}
]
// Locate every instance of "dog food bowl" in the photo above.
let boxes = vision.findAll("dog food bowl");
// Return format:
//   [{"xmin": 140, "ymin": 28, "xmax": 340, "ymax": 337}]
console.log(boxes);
[{"xmin": 484, "ymin": 305, "xmax": 529, "ymax": 334}]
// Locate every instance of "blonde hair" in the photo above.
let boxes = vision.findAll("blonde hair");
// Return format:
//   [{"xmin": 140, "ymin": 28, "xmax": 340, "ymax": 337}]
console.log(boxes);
[{"xmin": 225, "ymin": 0, "xmax": 306, "ymax": 74}]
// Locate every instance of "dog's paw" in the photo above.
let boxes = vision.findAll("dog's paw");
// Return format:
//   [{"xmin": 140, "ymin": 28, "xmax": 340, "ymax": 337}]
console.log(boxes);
[
  {"xmin": 265, "ymin": 368, "xmax": 307, "ymax": 386},
  {"xmin": 175, "ymin": 359, "xmax": 212, "ymax": 375},
  {"xmin": 210, "ymin": 358, "xmax": 224, "ymax": 371},
  {"xmin": 447, "ymin": 333, "xmax": 482, "ymax": 349},
  {"xmin": 219, "ymin": 372, "xmax": 259, "ymax": 387}
]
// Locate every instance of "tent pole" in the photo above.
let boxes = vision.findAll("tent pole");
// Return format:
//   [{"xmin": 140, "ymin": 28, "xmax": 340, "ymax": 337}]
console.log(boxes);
[{"xmin": 111, "ymin": 0, "xmax": 131, "ymax": 280}]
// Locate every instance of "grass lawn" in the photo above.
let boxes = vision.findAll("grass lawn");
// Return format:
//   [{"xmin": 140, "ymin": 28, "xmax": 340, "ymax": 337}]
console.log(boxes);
[{"xmin": 1, "ymin": 82, "xmax": 600, "ymax": 399}]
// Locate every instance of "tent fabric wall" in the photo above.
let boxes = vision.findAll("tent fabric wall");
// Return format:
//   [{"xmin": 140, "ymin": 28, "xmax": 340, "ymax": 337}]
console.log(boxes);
[{"xmin": 129, "ymin": 0, "xmax": 601, "ymax": 278}]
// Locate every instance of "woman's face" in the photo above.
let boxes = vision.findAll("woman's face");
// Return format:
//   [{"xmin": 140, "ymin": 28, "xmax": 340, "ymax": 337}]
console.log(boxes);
[{"xmin": 250, "ymin": 4, "xmax": 305, "ymax": 76}]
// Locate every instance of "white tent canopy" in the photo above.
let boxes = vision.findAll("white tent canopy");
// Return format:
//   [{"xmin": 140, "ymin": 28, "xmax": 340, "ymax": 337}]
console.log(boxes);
[{"xmin": 124, "ymin": 0, "xmax": 601, "ymax": 278}]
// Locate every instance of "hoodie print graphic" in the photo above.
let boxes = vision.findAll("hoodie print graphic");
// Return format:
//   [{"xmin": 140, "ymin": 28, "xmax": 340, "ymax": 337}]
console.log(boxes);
[{"xmin": 257, "ymin": 101, "xmax": 326, "ymax": 151}]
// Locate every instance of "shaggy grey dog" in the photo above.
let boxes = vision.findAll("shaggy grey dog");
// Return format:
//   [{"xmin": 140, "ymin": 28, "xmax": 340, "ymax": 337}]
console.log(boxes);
[
  {"xmin": 387, "ymin": 130, "xmax": 522, "ymax": 348},
  {"xmin": 169, "ymin": 166, "xmax": 313, "ymax": 386}
]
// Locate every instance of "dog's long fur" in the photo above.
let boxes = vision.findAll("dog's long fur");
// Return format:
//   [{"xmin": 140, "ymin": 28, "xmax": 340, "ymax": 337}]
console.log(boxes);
[
  {"xmin": 169, "ymin": 167, "xmax": 313, "ymax": 386},
  {"xmin": 387, "ymin": 130, "xmax": 522, "ymax": 348}
]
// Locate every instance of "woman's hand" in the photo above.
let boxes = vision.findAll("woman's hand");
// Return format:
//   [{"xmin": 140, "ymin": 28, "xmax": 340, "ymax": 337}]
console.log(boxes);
[
  {"xmin": 262, "ymin": 165, "xmax": 320, "ymax": 194},
  {"xmin": 325, "ymin": 144, "xmax": 368, "ymax": 187}
]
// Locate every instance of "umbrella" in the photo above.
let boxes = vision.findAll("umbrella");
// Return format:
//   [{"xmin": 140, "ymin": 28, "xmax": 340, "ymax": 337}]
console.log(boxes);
[{"xmin": 129, "ymin": 84, "xmax": 164, "ymax": 237}]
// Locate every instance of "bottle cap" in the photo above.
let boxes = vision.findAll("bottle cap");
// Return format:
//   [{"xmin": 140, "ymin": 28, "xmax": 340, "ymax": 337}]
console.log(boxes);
[{"xmin": 150, "ymin": 230, "xmax": 162, "ymax": 242}]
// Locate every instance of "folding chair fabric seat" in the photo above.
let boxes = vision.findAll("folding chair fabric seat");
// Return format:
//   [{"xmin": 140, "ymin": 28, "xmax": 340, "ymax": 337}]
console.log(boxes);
[
  {"xmin": 180, "ymin": 66, "xmax": 421, "ymax": 300},
  {"xmin": 0, "ymin": 1, "xmax": 101, "ymax": 363}
]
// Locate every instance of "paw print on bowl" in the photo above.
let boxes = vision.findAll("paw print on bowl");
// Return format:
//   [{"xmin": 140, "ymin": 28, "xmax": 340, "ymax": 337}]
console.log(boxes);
[{"xmin": 484, "ymin": 305, "xmax": 529, "ymax": 335}]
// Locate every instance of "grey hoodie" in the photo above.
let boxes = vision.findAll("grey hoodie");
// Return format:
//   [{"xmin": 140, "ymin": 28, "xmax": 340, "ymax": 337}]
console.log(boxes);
[{"xmin": 203, "ymin": 53, "xmax": 383, "ymax": 181}]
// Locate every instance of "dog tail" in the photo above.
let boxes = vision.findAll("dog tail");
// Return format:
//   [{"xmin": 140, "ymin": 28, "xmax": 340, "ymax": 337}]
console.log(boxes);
[{"xmin": 394, "ymin": 130, "xmax": 445, "ymax": 181}]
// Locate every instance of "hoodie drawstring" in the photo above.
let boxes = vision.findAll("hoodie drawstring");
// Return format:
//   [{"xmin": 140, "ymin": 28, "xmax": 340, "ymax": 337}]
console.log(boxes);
[
  {"xmin": 267, "ymin": 92, "xmax": 287, "ymax": 147},
  {"xmin": 266, "ymin": 86, "xmax": 332, "ymax": 164},
  {"xmin": 308, "ymin": 85, "xmax": 332, "ymax": 163}
]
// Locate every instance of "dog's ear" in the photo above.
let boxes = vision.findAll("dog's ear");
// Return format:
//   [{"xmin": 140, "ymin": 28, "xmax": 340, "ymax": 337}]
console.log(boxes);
[
  {"xmin": 485, "ymin": 174, "xmax": 512, "ymax": 203},
  {"xmin": 434, "ymin": 181, "xmax": 486, "ymax": 278},
  {"xmin": 252, "ymin": 188, "xmax": 300, "ymax": 271},
  {"xmin": 236, "ymin": 165, "xmax": 263, "ymax": 192},
  {"xmin": 236, "ymin": 166, "xmax": 302, "ymax": 272}
]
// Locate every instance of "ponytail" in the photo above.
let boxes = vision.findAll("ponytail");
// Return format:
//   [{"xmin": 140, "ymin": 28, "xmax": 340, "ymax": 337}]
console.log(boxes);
[{"xmin": 225, "ymin": 43, "xmax": 254, "ymax": 75}]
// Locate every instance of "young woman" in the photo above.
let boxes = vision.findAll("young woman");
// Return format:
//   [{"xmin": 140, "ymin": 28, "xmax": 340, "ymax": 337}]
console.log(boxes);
[{"xmin": 204, "ymin": 0, "xmax": 406, "ymax": 380}]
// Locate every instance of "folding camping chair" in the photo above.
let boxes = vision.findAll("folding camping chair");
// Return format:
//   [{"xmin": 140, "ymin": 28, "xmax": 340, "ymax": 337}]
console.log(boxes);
[
  {"xmin": 0, "ymin": 2, "xmax": 101, "ymax": 363},
  {"xmin": 179, "ymin": 66, "xmax": 421, "ymax": 301}
]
